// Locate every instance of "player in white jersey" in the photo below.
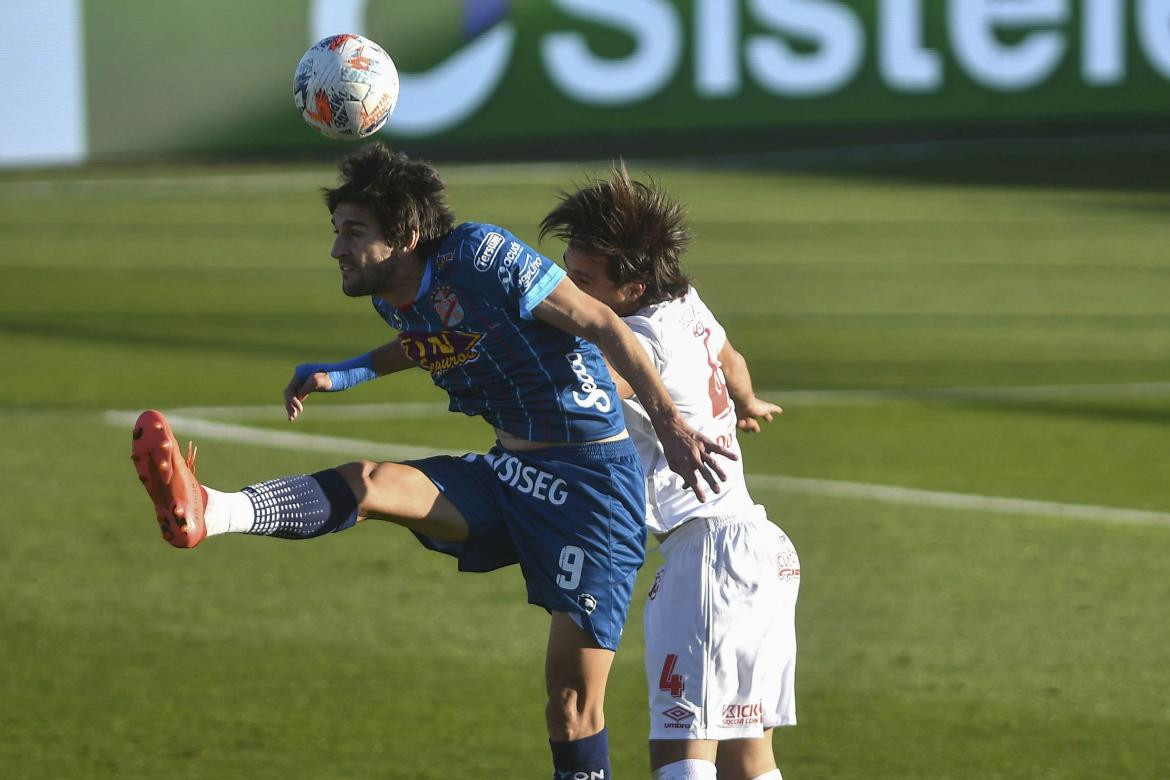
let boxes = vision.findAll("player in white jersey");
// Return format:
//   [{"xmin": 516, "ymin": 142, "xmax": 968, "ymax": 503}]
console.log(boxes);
[{"xmin": 541, "ymin": 166, "xmax": 798, "ymax": 780}]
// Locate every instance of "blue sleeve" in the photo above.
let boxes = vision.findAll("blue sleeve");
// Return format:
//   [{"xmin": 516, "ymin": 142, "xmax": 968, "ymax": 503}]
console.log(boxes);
[
  {"xmin": 458, "ymin": 223, "xmax": 564, "ymax": 320},
  {"xmin": 517, "ymin": 255, "xmax": 565, "ymax": 320}
]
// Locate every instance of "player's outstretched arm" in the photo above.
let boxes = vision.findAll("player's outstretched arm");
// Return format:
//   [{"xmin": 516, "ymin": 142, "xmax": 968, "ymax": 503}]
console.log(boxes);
[
  {"xmin": 719, "ymin": 339, "xmax": 782, "ymax": 434},
  {"xmin": 284, "ymin": 339, "xmax": 417, "ymax": 421},
  {"xmin": 535, "ymin": 278, "xmax": 736, "ymax": 500}
]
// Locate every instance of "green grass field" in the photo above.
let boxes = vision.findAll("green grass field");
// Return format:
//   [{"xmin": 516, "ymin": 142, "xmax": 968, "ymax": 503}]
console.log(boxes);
[{"xmin": 2, "ymin": 148, "xmax": 1169, "ymax": 778}]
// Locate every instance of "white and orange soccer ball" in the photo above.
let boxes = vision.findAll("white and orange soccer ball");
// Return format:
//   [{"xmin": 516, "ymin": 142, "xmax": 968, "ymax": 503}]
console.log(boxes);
[{"xmin": 294, "ymin": 34, "xmax": 399, "ymax": 140}]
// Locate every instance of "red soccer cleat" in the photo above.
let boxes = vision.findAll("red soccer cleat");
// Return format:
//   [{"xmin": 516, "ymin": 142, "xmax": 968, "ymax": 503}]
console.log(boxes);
[{"xmin": 131, "ymin": 410, "xmax": 207, "ymax": 548}]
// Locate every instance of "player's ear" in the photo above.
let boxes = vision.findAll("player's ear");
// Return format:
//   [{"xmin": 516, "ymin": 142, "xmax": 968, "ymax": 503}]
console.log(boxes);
[
  {"xmin": 404, "ymin": 228, "xmax": 420, "ymax": 252},
  {"xmin": 623, "ymin": 281, "xmax": 647, "ymax": 306}
]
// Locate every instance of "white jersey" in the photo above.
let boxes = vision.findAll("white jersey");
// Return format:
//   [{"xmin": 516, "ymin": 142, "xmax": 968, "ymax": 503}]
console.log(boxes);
[{"xmin": 621, "ymin": 287, "xmax": 756, "ymax": 534}]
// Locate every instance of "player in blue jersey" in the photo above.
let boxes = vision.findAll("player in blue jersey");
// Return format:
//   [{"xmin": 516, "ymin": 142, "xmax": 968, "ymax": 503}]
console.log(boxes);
[{"xmin": 130, "ymin": 143, "xmax": 732, "ymax": 780}]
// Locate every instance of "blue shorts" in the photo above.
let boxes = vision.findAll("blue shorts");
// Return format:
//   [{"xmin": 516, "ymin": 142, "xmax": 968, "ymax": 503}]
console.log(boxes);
[{"xmin": 405, "ymin": 438, "xmax": 646, "ymax": 650}]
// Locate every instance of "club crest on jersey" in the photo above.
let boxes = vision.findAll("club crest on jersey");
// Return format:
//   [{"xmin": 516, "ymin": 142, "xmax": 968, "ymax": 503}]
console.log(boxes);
[
  {"xmin": 474, "ymin": 231, "xmax": 505, "ymax": 271},
  {"xmin": 431, "ymin": 285, "xmax": 464, "ymax": 326},
  {"xmin": 400, "ymin": 330, "xmax": 483, "ymax": 374}
]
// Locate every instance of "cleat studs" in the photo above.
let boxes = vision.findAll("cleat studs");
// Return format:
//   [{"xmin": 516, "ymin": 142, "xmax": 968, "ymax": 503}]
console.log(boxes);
[
  {"xmin": 133, "ymin": 427, "xmax": 143, "ymax": 440},
  {"xmin": 159, "ymin": 439, "xmax": 172, "ymax": 451}
]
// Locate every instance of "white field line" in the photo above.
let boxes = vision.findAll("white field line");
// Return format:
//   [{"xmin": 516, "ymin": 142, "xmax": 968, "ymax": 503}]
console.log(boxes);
[
  {"xmin": 770, "ymin": 381, "xmax": 1170, "ymax": 406},
  {"xmin": 107, "ymin": 411, "xmax": 462, "ymax": 462},
  {"xmin": 150, "ymin": 381, "xmax": 1170, "ymax": 421},
  {"xmin": 105, "ymin": 407, "xmax": 1170, "ymax": 529},
  {"xmin": 746, "ymin": 474, "xmax": 1170, "ymax": 528},
  {"xmin": 162, "ymin": 401, "xmax": 450, "ymax": 421}
]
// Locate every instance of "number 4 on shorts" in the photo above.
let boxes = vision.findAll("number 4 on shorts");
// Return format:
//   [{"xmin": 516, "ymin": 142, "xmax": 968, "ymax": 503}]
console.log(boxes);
[{"xmin": 658, "ymin": 653, "xmax": 685, "ymax": 697}]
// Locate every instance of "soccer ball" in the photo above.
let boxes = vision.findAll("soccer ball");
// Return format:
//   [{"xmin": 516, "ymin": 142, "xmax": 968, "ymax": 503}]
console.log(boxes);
[{"xmin": 294, "ymin": 34, "xmax": 399, "ymax": 140}]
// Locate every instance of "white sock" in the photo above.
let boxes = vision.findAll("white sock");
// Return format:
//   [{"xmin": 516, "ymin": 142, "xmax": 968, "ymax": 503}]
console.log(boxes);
[
  {"xmin": 202, "ymin": 487, "xmax": 257, "ymax": 536},
  {"xmin": 652, "ymin": 759, "xmax": 717, "ymax": 780},
  {"xmin": 751, "ymin": 770, "xmax": 782, "ymax": 780}
]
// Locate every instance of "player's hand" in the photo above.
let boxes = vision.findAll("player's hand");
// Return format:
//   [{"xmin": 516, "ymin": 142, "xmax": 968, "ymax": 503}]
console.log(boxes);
[
  {"xmin": 283, "ymin": 365, "xmax": 334, "ymax": 421},
  {"xmin": 734, "ymin": 396, "xmax": 782, "ymax": 433},
  {"xmin": 658, "ymin": 416, "xmax": 737, "ymax": 502}
]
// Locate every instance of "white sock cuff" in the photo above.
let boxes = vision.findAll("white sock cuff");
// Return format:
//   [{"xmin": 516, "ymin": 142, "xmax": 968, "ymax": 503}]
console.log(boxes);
[
  {"xmin": 202, "ymin": 486, "xmax": 257, "ymax": 536},
  {"xmin": 751, "ymin": 770, "xmax": 783, "ymax": 780},
  {"xmin": 652, "ymin": 758, "xmax": 717, "ymax": 780}
]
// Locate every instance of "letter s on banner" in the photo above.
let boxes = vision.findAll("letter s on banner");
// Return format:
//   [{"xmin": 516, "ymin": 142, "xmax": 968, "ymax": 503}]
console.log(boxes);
[{"xmin": 543, "ymin": 0, "xmax": 681, "ymax": 106}]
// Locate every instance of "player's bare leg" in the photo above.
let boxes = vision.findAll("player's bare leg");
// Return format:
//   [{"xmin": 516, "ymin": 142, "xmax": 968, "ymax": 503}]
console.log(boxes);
[
  {"xmin": 545, "ymin": 611, "xmax": 615, "ymax": 776},
  {"xmin": 333, "ymin": 459, "xmax": 469, "ymax": 541},
  {"xmin": 649, "ymin": 738, "xmax": 718, "ymax": 778},
  {"xmin": 715, "ymin": 731, "xmax": 780, "ymax": 780}
]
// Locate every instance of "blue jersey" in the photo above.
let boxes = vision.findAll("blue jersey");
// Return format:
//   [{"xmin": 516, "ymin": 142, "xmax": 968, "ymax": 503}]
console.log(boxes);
[{"xmin": 373, "ymin": 222, "xmax": 625, "ymax": 443}]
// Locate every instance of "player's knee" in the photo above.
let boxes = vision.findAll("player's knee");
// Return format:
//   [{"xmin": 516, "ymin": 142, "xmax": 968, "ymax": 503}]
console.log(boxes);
[
  {"xmin": 333, "ymin": 460, "xmax": 375, "ymax": 501},
  {"xmin": 714, "ymin": 734, "xmax": 778, "ymax": 780},
  {"xmin": 545, "ymin": 685, "xmax": 604, "ymax": 741}
]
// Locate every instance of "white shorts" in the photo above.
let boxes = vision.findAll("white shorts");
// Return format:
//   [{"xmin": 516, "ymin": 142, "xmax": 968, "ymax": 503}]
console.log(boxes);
[{"xmin": 644, "ymin": 506, "xmax": 800, "ymax": 741}]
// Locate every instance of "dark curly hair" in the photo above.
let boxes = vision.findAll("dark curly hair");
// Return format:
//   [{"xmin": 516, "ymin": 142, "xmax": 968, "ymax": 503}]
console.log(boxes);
[
  {"xmin": 324, "ymin": 142, "xmax": 455, "ymax": 245},
  {"xmin": 539, "ymin": 162, "xmax": 692, "ymax": 307}
]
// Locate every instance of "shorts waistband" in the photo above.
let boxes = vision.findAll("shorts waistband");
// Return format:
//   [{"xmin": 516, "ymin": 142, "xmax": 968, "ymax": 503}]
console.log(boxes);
[
  {"xmin": 494, "ymin": 435, "xmax": 637, "ymax": 464},
  {"xmin": 658, "ymin": 505, "xmax": 768, "ymax": 554}
]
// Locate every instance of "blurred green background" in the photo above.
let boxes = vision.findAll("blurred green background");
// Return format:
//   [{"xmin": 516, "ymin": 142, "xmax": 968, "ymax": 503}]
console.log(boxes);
[{"xmin": 2, "ymin": 149, "xmax": 1168, "ymax": 777}]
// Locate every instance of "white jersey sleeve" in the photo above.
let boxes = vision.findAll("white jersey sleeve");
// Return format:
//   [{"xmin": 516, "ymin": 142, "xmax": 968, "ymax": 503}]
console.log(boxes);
[{"xmin": 621, "ymin": 287, "xmax": 756, "ymax": 534}]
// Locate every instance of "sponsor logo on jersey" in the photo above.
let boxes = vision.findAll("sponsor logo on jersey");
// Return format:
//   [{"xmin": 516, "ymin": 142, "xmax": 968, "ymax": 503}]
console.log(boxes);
[
  {"xmin": 497, "ymin": 244, "xmax": 523, "ymax": 292},
  {"xmin": 720, "ymin": 702, "xmax": 764, "ymax": 727},
  {"xmin": 662, "ymin": 705, "xmax": 694, "ymax": 728},
  {"xmin": 400, "ymin": 330, "xmax": 483, "ymax": 374},
  {"xmin": 474, "ymin": 231, "xmax": 505, "ymax": 271},
  {"xmin": 488, "ymin": 454, "xmax": 570, "ymax": 505},
  {"xmin": 431, "ymin": 286, "xmax": 464, "ymax": 326},
  {"xmin": 777, "ymin": 548, "xmax": 801, "ymax": 582},
  {"xmin": 517, "ymin": 255, "xmax": 543, "ymax": 292},
  {"xmin": 502, "ymin": 241, "xmax": 523, "ymax": 266},
  {"xmin": 577, "ymin": 593, "xmax": 597, "ymax": 614},
  {"xmin": 566, "ymin": 351, "xmax": 612, "ymax": 412}
]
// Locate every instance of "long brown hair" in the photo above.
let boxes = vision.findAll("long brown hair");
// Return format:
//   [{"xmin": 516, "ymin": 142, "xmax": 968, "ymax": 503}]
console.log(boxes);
[{"xmin": 540, "ymin": 162, "xmax": 692, "ymax": 307}]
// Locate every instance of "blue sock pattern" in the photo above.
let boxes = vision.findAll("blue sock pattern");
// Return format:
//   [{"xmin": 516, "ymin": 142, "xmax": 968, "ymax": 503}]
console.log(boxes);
[
  {"xmin": 550, "ymin": 728, "xmax": 611, "ymax": 780},
  {"xmin": 241, "ymin": 470, "xmax": 358, "ymax": 539}
]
